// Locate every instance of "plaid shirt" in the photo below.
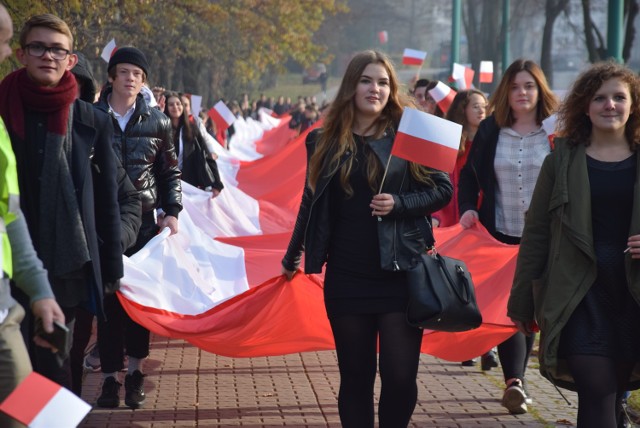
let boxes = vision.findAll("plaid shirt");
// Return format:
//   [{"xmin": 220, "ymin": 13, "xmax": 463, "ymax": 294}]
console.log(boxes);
[{"xmin": 494, "ymin": 126, "xmax": 550, "ymax": 237}]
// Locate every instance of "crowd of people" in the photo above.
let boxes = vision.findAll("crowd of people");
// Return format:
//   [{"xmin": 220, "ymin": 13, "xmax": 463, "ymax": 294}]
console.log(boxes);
[{"xmin": 0, "ymin": 6, "xmax": 640, "ymax": 428}]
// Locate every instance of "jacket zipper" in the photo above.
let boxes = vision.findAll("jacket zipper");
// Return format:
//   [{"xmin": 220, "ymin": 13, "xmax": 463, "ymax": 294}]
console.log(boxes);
[{"xmin": 391, "ymin": 163, "xmax": 408, "ymax": 271}]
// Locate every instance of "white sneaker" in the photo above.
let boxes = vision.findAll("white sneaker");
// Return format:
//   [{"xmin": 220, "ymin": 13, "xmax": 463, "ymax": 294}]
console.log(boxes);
[{"xmin": 502, "ymin": 378, "xmax": 527, "ymax": 414}]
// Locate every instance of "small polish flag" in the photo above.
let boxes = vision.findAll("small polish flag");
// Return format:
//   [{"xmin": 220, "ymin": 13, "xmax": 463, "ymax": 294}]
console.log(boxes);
[
  {"xmin": 0, "ymin": 372, "xmax": 91, "ymax": 427},
  {"xmin": 452, "ymin": 63, "xmax": 474, "ymax": 90},
  {"xmin": 402, "ymin": 48, "xmax": 427, "ymax": 66},
  {"xmin": 100, "ymin": 38, "xmax": 117, "ymax": 63},
  {"xmin": 378, "ymin": 31, "xmax": 388, "ymax": 45},
  {"xmin": 542, "ymin": 113, "xmax": 558, "ymax": 149},
  {"xmin": 479, "ymin": 61, "xmax": 494, "ymax": 83},
  {"xmin": 391, "ymin": 107, "xmax": 463, "ymax": 172},
  {"xmin": 208, "ymin": 100, "xmax": 236, "ymax": 133},
  {"xmin": 190, "ymin": 94, "xmax": 203, "ymax": 118},
  {"xmin": 428, "ymin": 81, "xmax": 457, "ymax": 114}
]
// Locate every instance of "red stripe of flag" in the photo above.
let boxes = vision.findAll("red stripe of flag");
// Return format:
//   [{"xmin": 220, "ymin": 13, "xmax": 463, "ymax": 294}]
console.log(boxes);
[
  {"xmin": 0, "ymin": 372, "xmax": 61, "ymax": 425},
  {"xmin": 402, "ymin": 56, "xmax": 423, "ymax": 66}
]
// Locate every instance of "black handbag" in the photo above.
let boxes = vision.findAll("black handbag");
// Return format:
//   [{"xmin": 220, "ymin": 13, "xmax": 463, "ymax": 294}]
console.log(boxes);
[{"xmin": 406, "ymin": 249, "xmax": 482, "ymax": 332}]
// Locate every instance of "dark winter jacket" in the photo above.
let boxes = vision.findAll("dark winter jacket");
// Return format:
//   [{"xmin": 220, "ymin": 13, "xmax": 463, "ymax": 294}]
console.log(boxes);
[
  {"xmin": 10, "ymin": 100, "xmax": 123, "ymax": 314},
  {"xmin": 96, "ymin": 88, "xmax": 182, "ymax": 218}
]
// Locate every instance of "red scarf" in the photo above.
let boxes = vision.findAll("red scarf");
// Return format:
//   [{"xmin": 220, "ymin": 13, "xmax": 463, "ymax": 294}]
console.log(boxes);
[{"xmin": 0, "ymin": 68, "xmax": 77, "ymax": 140}]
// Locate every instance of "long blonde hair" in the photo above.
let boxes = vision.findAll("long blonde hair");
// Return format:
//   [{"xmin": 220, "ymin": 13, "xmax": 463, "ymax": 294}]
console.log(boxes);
[{"xmin": 308, "ymin": 50, "xmax": 432, "ymax": 196}]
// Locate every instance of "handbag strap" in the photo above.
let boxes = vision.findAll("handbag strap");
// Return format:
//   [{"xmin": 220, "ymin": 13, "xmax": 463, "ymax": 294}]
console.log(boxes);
[
  {"xmin": 434, "ymin": 253, "xmax": 472, "ymax": 304},
  {"xmin": 416, "ymin": 215, "xmax": 436, "ymax": 251}
]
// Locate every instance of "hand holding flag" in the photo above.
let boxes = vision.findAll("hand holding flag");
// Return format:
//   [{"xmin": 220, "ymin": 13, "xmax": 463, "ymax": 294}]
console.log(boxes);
[{"xmin": 391, "ymin": 107, "xmax": 462, "ymax": 173}]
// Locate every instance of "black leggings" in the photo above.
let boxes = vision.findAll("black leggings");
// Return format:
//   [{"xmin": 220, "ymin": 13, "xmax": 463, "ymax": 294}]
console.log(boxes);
[
  {"xmin": 567, "ymin": 355, "xmax": 634, "ymax": 428},
  {"xmin": 498, "ymin": 331, "xmax": 536, "ymax": 382},
  {"xmin": 328, "ymin": 312, "xmax": 423, "ymax": 428}
]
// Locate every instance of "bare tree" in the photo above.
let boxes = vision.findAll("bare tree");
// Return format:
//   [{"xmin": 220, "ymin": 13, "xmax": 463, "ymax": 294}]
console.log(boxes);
[
  {"xmin": 582, "ymin": 0, "xmax": 638, "ymax": 63},
  {"xmin": 541, "ymin": 0, "xmax": 571, "ymax": 87}
]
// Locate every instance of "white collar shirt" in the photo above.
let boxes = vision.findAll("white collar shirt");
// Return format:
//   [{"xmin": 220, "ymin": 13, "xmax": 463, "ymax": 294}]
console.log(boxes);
[
  {"xmin": 494, "ymin": 126, "xmax": 550, "ymax": 237},
  {"xmin": 108, "ymin": 96, "xmax": 136, "ymax": 132}
]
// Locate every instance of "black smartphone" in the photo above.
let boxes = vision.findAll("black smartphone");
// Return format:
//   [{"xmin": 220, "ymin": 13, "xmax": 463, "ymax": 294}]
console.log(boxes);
[{"xmin": 34, "ymin": 318, "xmax": 70, "ymax": 354}]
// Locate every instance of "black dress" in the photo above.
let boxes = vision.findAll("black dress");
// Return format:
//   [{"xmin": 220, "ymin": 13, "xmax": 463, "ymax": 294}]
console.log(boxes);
[
  {"xmin": 323, "ymin": 135, "xmax": 408, "ymax": 318},
  {"xmin": 559, "ymin": 153, "xmax": 640, "ymax": 361}
]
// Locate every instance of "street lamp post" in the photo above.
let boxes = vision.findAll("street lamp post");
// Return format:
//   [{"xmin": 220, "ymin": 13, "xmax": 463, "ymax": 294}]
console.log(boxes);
[
  {"xmin": 451, "ymin": 0, "xmax": 461, "ymax": 71},
  {"xmin": 607, "ymin": 0, "xmax": 624, "ymax": 62},
  {"xmin": 502, "ymin": 0, "xmax": 510, "ymax": 72}
]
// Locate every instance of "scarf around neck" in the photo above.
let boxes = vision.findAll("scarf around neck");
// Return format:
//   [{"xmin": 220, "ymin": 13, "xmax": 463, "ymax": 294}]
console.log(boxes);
[
  {"xmin": 0, "ymin": 67, "xmax": 90, "ymax": 278},
  {"xmin": 0, "ymin": 68, "xmax": 77, "ymax": 140}
]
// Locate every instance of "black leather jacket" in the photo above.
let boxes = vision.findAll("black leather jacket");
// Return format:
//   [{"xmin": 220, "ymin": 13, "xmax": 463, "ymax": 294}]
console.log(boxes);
[
  {"xmin": 282, "ymin": 128, "xmax": 453, "ymax": 274},
  {"xmin": 96, "ymin": 88, "xmax": 182, "ymax": 217}
]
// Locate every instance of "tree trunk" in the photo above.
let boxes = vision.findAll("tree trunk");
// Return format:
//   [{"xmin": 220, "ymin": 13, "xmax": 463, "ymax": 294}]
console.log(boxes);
[
  {"xmin": 464, "ymin": 0, "xmax": 501, "ymax": 90},
  {"xmin": 623, "ymin": 0, "xmax": 639, "ymax": 62},
  {"xmin": 540, "ymin": 0, "xmax": 570, "ymax": 88},
  {"xmin": 582, "ymin": 0, "xmax": 600, "ymax": 62}
]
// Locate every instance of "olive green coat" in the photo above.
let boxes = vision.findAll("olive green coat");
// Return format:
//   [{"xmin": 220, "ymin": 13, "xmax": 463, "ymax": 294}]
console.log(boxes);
[{"xmin": 507, "ymin": 138, "xmax": 640, "ymax": 391}]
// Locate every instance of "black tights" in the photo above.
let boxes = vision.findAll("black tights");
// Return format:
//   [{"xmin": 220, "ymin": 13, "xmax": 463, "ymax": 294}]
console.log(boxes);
[
  {"xmin": 567, "ymin": 355, "xmax": 634, "ymax": 428},
  {"xmin": 329, "ymin": 312, "xmax": 423, "ymax": 428},
  {"xmin": 498, "ymin": 331, "xmax": 535, "ymax": 382}
]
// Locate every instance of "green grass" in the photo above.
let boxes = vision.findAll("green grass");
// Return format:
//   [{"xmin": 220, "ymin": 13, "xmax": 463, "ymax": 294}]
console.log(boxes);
[
  {"xmin": 628, "ymin": 390, "xmax": 640, "ymax": 418},
  {"xmin": 260, "ymin": 73, "xmax": 340, "ymax": 101}
]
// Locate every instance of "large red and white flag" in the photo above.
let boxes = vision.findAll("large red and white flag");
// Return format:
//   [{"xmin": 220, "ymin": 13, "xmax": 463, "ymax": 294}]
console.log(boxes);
[
  {"xmin": 0, "ymin": 372, "xmax": 91, "ymax": 427},
  {"xmin": 402, "ymin": 48, "xmax": 427, "ymax": 66},
  {"xmin": 113, "ymin": 113, "xmax": 521, "ymax": 362},
  {"xmin": 100, "ymin": 38, "xmax": 117, "ymax": 63},
  {"xmin": 452, "ymin": 63, "xmax": 474, "ymax": 90},
  {"xmin": 429, "ymin": 81, "xmax": 457, "ymax": 114},
  {"xmin": 208, "ymin": 100, "xmax": 236, "ymax": 133},
  {"xmin": 391, "ymin": 107, "xmax": 462, "ymax": 172},
  {"xmin": 479, "ymin": 61, "xmax": 494, "ymax": 83},
  {"xmin": 378, "ymin": 31, "xmax": 388, "ymax": 45}
]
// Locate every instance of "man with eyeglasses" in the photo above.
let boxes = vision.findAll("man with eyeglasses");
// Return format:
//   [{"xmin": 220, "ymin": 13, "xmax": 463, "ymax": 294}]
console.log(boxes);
[
  {"xmin": 0, "ymin": 13, "xmax": 123, "ymax": 391},
  {"xmin": 0, "ymin": 7, "xmax": 67, "ymax": 427}
]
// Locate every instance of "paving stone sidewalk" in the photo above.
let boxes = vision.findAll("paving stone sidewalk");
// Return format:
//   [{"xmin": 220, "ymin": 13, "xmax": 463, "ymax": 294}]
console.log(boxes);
[{"xmin": 76, "ymin": 333, "xmax": 585, "ymax": 427}]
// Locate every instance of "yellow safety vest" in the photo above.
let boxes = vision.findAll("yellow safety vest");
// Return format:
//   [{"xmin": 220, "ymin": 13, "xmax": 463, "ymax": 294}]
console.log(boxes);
[{"xmin": 0, "ymin": 119, "xmax": 19, "ymax": 279}]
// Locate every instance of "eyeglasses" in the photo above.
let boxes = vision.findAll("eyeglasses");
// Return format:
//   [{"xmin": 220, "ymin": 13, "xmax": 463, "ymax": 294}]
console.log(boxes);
[{"xmin": 24, "ymin": 44, "xmax": 71, "ymax": 60}]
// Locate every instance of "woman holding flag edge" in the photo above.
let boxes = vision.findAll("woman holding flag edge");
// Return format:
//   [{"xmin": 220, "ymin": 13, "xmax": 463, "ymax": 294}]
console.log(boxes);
[
  {"xmin": 281, "ymin": 50, "xmax": 452, "ymax": 427},
  {"xmin": 458, "ymin": 59, "xmax": 559, "ymax": 415}
]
